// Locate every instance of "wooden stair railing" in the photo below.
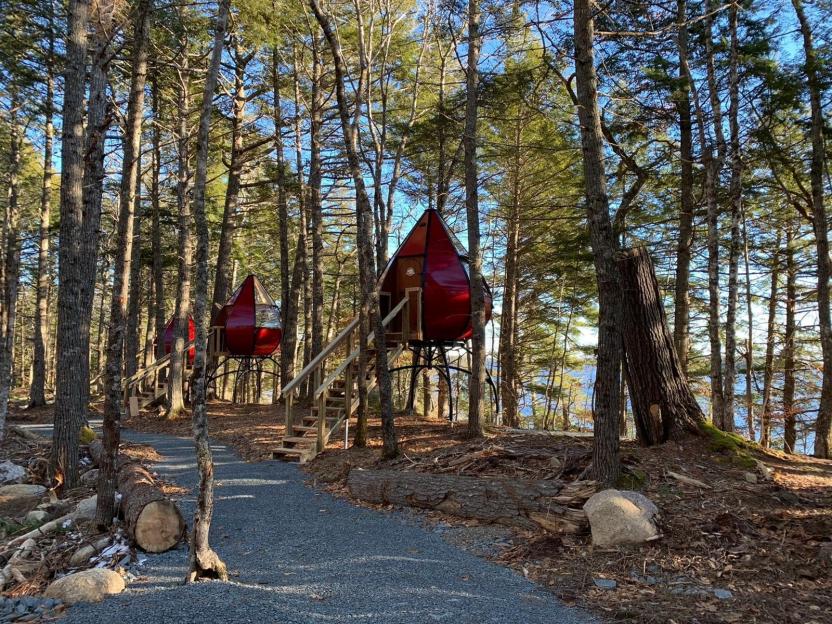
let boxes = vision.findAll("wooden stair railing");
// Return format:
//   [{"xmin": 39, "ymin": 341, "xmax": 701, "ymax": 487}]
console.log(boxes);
[
  {"xmin": 122, "ymin": 339, "xmax": 195, "ymax": 417},
  {"xmin": 274, "ymin": 289, "xmax": 420, "ymax": 463}
]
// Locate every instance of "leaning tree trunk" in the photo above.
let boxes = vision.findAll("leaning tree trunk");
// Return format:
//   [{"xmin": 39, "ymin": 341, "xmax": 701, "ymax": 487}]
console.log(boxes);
[
  {"xmin": 573, "ymin": 0, "xmax": 623, "ymax": 485},
  {"xmin": 96, "ymin": 0, "xmax": 151, "ymax": 529},
  {"xmin": 464, "ymin": 0, "xmax": 487, "ymax": 438},
  {"xmin": 186, "ymin": 0, "xmax": 231, "ymax": 583},
  {"xmin": 618, "ymin": 247, "xmax": 705, "ymax": 444},
  {"xmin": 792, "ymin": 0, "xmax": 832, "ymax": 458},
  {"xmin": 310, "ymin": 0, "xmax": 398, "ymax": 458}
]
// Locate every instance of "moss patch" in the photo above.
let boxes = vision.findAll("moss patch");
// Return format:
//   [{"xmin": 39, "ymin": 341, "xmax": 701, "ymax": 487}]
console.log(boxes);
[
  {"xmin": 701, "ymin": 422, "xmax": 757, "ymax": 468},
  {"xmin": 615, "ymin": 467, "xmax": 648, "ymax": 490}
]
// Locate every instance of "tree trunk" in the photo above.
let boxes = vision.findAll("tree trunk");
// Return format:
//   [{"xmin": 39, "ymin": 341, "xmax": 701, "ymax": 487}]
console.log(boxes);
[
  {"xmin": 791, "ymin": 0, "xmax": 832, "ymax": 457},
  {"xmin": 672, "ymin": 0, "xmax": 694, "ymax": 375},
  {"xmin": 186, "ymin": 0, "xmax": 231, "ymax": 582},
  {"xmin": 573, "ymin": 0, "xmax": 623, "ymax": 485},
  {"xmin": 618, "ymin": 247, "xmax": 705, "ymax": 444},
  {"xmin": 742, "ymin": 214, "xmax": 755, "ymax": 440},
  {"xmin": 464, "ymin": 0, "xmax": 486, "ymax": 438},
  {"xmin": 783, "ymin": 223, "xmax": 797, "ymax": 453},
  {"xmin": 760, "ymin": 232, "xmax": 781, "ymax": 448},
  {"xmin": 0, "ymin": 90, "xmax": 23, "ymax": 441},
  {"xmin": 347, "ymin": 469, "xmax": 593, "ymax": 534},
  {"xmin": 124, "ymin": 155, "xmax": 144, "ymax": 381},
  {"xmin": 310, "ymin": 0, "xmax": 398, "ymax": 458},
  {"xmin": 723, "ymin": 2, "xmax": 742, "ymax": 433},
  {"xmin": 29, "ymin": 16, "xmax": 55, "ymax": 409},
  {"xmin": 703, "ymin": 3, "xmax": 726, "ymax": 430},
  {"xmin": 498, "ymin": 118, "xmax": 522, "ymax": 429},
  {"xmin": 51, "ymin": 0, "xmax": 96, "ymax": 490},
  {"xmin": 96, "ymin": 0, "xmax": 151, "ymax": 529},
  {"xmin": 308, "ymin": 39, "xmax": 325, "ymax": 365},
  {"xmin": 151, "ymin": 74, "xmax": 166, "ymax": 359},
  {"xmin": 167, "ymin": 45, "xmax": 192, "ymax": 419},
  {"xmin": 212, "ymin": 40, "xmax": 247, "ymax": 311}
]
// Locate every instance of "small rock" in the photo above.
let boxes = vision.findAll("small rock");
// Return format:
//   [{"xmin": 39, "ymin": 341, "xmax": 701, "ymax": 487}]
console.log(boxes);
[
  {"xmin": 69, "ymin": 545, "xmax": 97, "ymax": 567},
  {"xmin": 80, "ymin": 469, "xmax": 99, "ymax": 487},
  {"xmin": 0, "ymin": 484, "xmax": 46, "ymax": 498},
  {"xmin": 713, "ymin": 588, "xmax": 733, "ymax": 600},
  {"xmin": 44, "ymin": 569, "xmax": 125, "ymax": 604},
  {"xmin": 583, "ymin": 489, "xmax": 660, "ymax": 547},
  {"xmin": 593, "ymin": 578, "xmax": 617, "ymax": 590},
  {"xmin": 743, "ymin": 472, "xmax": 758, "ymax": 484},
  {"xmin": 24, "ymin": 510, "xmax": 49, "ymax": 524},
  {"xmin": 71, "ymin": 495, "xmax": 98, "ymax": 520},
  {"xmin": 0, "ymin": 484, "xmax": 46, "ymax": 517},
  {"xmin": 548, "ymin": 456, "xmax": 562, "ymax": 470},
  {"xmin": 0, "ymin": 461, "xmax": 26, "ymax": 485}
]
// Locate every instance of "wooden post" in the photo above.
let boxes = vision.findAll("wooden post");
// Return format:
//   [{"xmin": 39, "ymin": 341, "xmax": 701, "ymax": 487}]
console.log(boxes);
[
  {"xmin": 315, "ymin": 365, "xmax": 326, "ymax": 452},
  {"xmin": 285, "ymin": 392, "xmax": 294, "ymax": 437}
]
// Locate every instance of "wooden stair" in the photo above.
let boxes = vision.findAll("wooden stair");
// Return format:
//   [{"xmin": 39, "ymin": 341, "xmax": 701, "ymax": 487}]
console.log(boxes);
[
  {"xmin": 272, "ymin": 293, "xmax": 418, "ymax": 463},
  {"xmin": 123, "ymin": 344, "xmax": 195, "ymax": 417}
]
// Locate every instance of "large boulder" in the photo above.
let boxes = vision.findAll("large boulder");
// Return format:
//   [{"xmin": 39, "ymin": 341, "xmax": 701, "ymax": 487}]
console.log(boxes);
[
  {"xmin": 0, "ymin": 461, "xmax": 26, "ymax": 485},
  {"xmin": 44, "ymin": 569, "xmax": 125, "ymax": 604},
  {"xmin": 0, "ymin": 484, "xmax": 46, "ymax": 517},
  {"xmin": 583, "ymin": 489, "xmax": 660, "ymax": 547}
]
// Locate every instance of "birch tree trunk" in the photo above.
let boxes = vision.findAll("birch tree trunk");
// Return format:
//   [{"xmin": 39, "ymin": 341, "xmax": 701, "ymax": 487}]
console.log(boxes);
[
  {"xmin": 96, "ymin": 0, "xmax": 152, "ymax": 528},
  {"xmin": 186, "ymin": 0, "xmax": 231, "ymax": 582}
]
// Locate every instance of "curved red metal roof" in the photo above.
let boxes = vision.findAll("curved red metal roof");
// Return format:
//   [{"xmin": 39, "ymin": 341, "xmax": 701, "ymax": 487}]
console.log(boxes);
[
  {"xmin": 215, "ymin": 275, "xmax": 282, "ymax": 356},
  {"xmin": 379, "ymin": 209, "xmax": 492, "ymax": 342}
]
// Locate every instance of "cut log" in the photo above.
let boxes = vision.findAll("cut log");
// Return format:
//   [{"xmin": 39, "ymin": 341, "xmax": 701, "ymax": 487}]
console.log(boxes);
[
  {"xmin": 89, "ymin": 440, "xmax": 184, "ymax": 552},
  {"xmin": 347, "ymin": 469, "xmax": 593, "ymax": 534},
  {"xmin": 617, "ymin": 247, "xmax": 706, "ymax": 444}
]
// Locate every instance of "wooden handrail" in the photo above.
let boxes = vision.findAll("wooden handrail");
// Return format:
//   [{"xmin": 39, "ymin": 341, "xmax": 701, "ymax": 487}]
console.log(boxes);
[
  {"xmin": 123, "ymin": 339, "xmax": 195, "ymax": 388},
  {"xmin": 281, "ymin": 316, "xmax": 360, "ymax": 397},
  {"xmin": 313, "ymin": 294, "xmax": 411, "ymax": 400}
]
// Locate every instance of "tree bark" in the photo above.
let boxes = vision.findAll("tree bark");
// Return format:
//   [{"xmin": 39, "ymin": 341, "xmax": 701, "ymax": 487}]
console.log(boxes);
[
  {"xmin": 618, "ymin": 247, "xmax": 705, "ymax": 444},
  {"xmin": 51, "ymin": 0, "xmax": 95, "ymax": 490},
  {"xmin": 783, "ymin": 223, "xmax": 797, "ymax": 453},
  {"xmin": 573, "ymin": 0, "xmax": 622, "ymax": 485},
  {"xmin": 672, "ymin": 0, "xmax": 694, "ymax": 375},
  {"xmin": 151, "ymin": 74, "xmax": 166, "ymax": 359},
  {"xmin": 308, "ymin": 38, "xmax": 325, "ymax": 366},
  {"xmin": 186, "ymin": 0, "xmax": 231, "ymax": 582},
  {"xmin": 723, "ymin": 2, "xmax": 742, "ymax": 433},
  {"xmin": 167, "ymin": 42, "xmax": 192, "ymax": 419},
  {"xmin": 791, "ymin": 0, "xmax": 832, "ymax": 458},
  {"xmin": 96, "ymin": 0, "xmax": 152, "ymax": 529},
  {"xmin": 310, "ymin": 0, "xmax": 397, "ymax": 458},
  {"xmin": 212, "ymin": 40, "xmax": 248, "ymax": 311},
  {"xmin": 464, "ymin": 0, "xmax": 486, "ymax": 438},
  {"xmin": 124, "ymin": 155, "xmax": 144, "ymax": 381},
  {"xmin": 0, "ymin": 89, "xmax": 23, "ymax": 440},
  {"xmin": 347, "ymin": 469, "xmax": 593, "ymax": 534},
  {"xmin": 29, "ymin": 13, "xmax": 55, "ymax": 409},
  {"xmin": 760, "ymin": 232, "xmax": 781, "ymax": 448}
]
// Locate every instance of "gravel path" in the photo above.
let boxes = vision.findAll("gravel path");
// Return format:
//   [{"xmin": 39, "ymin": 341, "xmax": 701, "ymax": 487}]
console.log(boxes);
[{"xmin": 26, "ymin": 425, "xmax": 596, "ymax": 623}]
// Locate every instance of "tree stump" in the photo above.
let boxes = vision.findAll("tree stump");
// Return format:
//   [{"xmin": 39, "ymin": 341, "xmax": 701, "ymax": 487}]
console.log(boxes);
[{"xmin": 617, "ymin": 247, "xmax": 705, "ymax": 444}]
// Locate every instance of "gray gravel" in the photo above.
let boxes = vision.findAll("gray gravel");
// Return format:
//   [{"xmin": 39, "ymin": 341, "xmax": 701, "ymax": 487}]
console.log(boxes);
[{"xmin": 29, "ymin": 425, "xmax": 596, "ymax": 623}]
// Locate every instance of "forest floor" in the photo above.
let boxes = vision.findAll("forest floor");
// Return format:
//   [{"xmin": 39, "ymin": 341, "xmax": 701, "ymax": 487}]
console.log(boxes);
[{"xmin": 9, "ymin": 401, "xmax": 832, "ymax": 623}]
